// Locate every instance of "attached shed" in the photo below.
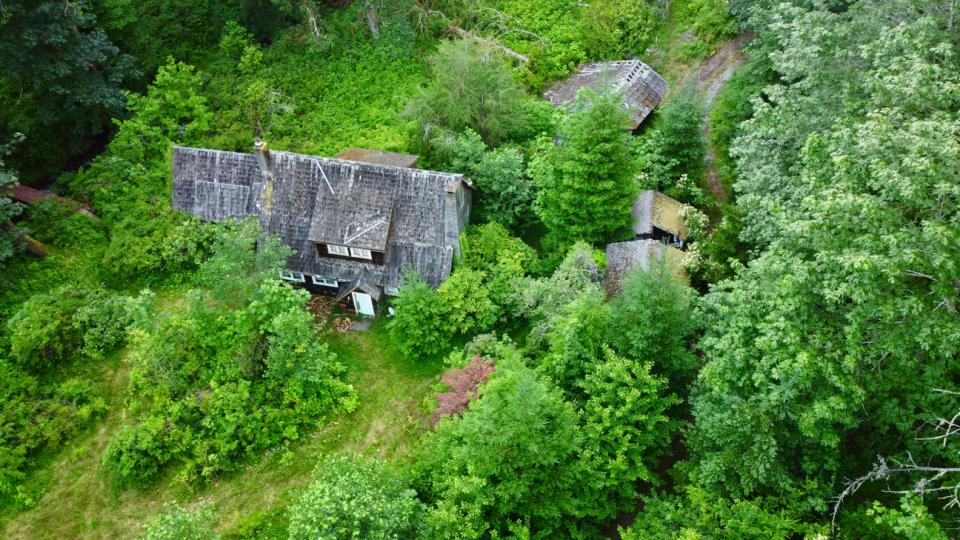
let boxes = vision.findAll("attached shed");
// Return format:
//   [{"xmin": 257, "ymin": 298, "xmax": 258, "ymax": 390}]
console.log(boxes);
[
  {"xmin": 171, "ymin": 141, "xmax": 474, "ymax": 316},
  {"xmin": 604, "ymin": 239, "xmax": 688, "ymax": 296},
  {"xmin": 544, "ymin": 60, "xmax": 668, "ymax": 129},
  {"xmin": 631, "ymin": 190, "xmax": 687, "ymax": 248}
]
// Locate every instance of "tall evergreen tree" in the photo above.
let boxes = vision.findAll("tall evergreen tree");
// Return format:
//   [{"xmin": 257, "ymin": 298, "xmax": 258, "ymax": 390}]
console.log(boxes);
[
  {"xmin": 531, "ymin": 88, "xmax": 639, "ymax": 244},
  {"xmin": 0, "ymin": 0, "xmax": 137, "ymax": 180}
]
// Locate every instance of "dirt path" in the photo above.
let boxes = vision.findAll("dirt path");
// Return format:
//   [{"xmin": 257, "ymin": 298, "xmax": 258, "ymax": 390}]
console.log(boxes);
[
  {"xmin": 698, "ymin": 32, "xmax": 755, "ymax": 204},
  {"xmin": 602, "ymin": 33, "xmax": 755, "ymax": 540}
]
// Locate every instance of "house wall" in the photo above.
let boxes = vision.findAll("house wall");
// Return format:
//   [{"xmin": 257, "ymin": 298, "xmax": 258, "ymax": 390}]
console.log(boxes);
[{"xmin": 444, "ymin": 181, "xmax": 472, "ymax": 260}]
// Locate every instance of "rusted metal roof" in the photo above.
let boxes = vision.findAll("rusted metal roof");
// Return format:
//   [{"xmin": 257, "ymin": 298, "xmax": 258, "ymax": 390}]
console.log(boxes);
[
  {"xmin": 336, "ymin": 148, "xmax": 419, "ymax": 169},
  {"xmin": 1, "ymin": 185, "xmax": 95, "ymax": 215}
]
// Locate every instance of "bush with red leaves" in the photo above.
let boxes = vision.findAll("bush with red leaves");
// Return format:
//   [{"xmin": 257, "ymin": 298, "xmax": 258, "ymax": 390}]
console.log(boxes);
[{"xmin": 432, "ymin": 356, "xmax": 496, "ymax": 422}]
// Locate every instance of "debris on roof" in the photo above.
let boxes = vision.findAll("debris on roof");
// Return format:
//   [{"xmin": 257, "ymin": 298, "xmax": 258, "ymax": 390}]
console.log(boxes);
[
  {"xmin": 545, "ymin": 60, "xmax": 668, "ymax": 129},
  {"xmin": 336, "ymin": 148, "xmax": 420, "ymax": 169},
  {"xmin": 604, "ymin": 239, "xmax": 688, "ymax": 296},
  {"xmin": 172, "ymin": 144, "xmax": 470, "ymax": 289}
]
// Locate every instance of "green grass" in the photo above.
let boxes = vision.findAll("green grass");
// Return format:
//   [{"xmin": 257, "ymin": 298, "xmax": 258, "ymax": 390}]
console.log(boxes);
[{"xmin": 0, "ymin": 321, "xmax": 446, "ymax": 539}]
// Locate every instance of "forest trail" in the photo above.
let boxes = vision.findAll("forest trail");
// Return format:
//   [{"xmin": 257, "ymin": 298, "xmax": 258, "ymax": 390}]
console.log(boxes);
[{"xmin": 698, "ymin": 32, "xmax": 755, "ymax": 203}]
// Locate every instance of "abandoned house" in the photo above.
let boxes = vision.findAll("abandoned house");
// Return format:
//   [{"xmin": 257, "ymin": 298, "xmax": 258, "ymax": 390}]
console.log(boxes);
[
  {"xmin": 604, "ymin": 190, "xmax": 688, "ymax": 295},
  {"xmin": 171, "ymin": 140, "xmax": 473, "ymax": 316},
  {"xmin": 544, "ymin": 60, "xmax": 668, "ymax": 129}
]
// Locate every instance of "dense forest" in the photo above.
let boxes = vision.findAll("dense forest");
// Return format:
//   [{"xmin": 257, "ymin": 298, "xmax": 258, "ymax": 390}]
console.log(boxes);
[{"xmin": 0, "ymin": 0, "xmax": 958, "ymax": 538}]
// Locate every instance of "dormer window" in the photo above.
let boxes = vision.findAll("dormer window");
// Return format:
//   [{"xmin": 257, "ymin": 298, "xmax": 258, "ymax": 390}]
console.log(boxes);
[
  {"xmin": 350, "ymin": 247, "xmax": 372, "ymax": 260},
  {"xmin": 327, "ymin": 244, "xmax": 349, "ymax": 256}
]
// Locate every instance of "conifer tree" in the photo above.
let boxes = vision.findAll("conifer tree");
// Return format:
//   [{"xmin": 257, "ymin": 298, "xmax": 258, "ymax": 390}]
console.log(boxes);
[{"xmin": 531, "ymin": 88, "xmax": 639, "ymax": 244}]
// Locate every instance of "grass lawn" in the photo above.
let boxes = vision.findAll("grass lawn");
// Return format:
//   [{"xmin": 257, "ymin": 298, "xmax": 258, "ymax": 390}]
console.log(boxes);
[{"xmin": 0, "ymin": 321, "xmax": 446, "ymax": 539}]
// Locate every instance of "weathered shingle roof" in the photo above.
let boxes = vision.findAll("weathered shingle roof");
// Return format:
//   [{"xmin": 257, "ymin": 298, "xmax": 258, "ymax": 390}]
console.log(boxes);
[
  {"xmin": 335, "ymin": 268, "xmax": 382, "ymax": 301},
  {"xmin": 604, "ymin": 239, "xmax": 687, "ymax": 295},
  {"xmin": 336, "ymin": 148, "xmax": 419, "ymax": 169},
  {"xmin": 171, "ymin": 146, "xmax": 462, "ymax": 288},
  {"xmin": 545, "ymin": 60, "xmax": 668, "ymax": 128},
  {"xmin": 632, "ymin": 190, "xmax": 687, "ymax": 240}
]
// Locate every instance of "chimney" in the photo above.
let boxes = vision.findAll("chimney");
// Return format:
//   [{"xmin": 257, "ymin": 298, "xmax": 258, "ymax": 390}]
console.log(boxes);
[{"xmin": 254, "ymin": 139, "xmax": 272, "ymax": 174}]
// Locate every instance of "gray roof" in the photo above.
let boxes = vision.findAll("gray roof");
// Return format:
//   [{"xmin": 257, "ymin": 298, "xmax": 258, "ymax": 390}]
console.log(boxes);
[
  {"xmin": 604, "ymin": 239, "xmax": 663, "ymax": 295},
  {"xmin": 172, "ymin": 146, "xmax": 463, "ymax": 288},
  {"xmin": 336, "ymin": 148, "xmax": 419, "ymax": 168},
  {"xmin": 631, "ymin": 190, "xmax": 656, "ymax": 236},
  {"xmin": 336, "ymin": 268, "xmax": 382, "ymax": 302},
  {"xmin": 544, "ymin": 60, "xmax": 668, "ymax": 128}
]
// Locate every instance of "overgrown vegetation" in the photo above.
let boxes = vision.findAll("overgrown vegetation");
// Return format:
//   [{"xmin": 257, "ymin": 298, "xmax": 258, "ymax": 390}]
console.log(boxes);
[{"xmin": 3, "ymin": 0, "xmax": 958, "ymax": 537}]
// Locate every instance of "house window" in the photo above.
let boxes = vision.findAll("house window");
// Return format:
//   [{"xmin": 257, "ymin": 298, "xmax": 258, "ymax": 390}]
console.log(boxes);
[
  {"xmin": 458, "ymin": 188, "xmax": 464, "ymax": 207},
  {"xmin": 384, "ymin": 286, "xmax": 400, "ymax": 296},
  {"xmin": 280, "ymin": 271, "xmax": 305, "ymax": 282},
  {"xmin": 327, "ymin": 244, "xmax": 349, "ymax": 256},
  {"xmin": 349, "ymin": 247, "xmax": 372, "ymax": 260},
  {"xmin": 312, "ymin": 275, "xmax": 338, "ymax": 287}
]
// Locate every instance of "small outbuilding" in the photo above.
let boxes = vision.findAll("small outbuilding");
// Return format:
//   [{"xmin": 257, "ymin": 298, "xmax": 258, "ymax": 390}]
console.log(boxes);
[
  {"xmin": 604, "ymin": 190, "xmax": 689, "ymax": 294},
  {"xmin": 631, "ymin": 190, "xmax": 687, "ymax": 248},
  {"xmin": 544, "ymin": 60, "xmax": 668, "ymax": 129}
]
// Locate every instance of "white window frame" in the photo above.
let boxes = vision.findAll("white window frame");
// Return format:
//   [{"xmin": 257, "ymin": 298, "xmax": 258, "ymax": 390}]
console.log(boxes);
[
  {"xmin": 349, "ymin": 247, "xmax": 372, "ymax": 260},
  {"xmin": 311, "ymin": 275, "xmax": 338, "ymax": 287},
  {"xmin": 327, "ymin": 244, "xmax": 349, "ymax": 256},
  {"xmin": 280, "ymin": 270, "xmax": 305, "ymax": 282},
  {"xmin": 384, "ymin": 286, "xmax": 400, "ymax": 296}
]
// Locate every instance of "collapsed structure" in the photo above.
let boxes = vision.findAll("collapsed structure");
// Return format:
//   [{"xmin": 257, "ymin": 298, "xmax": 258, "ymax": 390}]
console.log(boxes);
[
  {"xmin": 171, "ymin": 141, "xmax": 473, "ymax": 316},
  {"xmin": 545, "ymin": 60, "xmax": 669, "ymax": 129}
]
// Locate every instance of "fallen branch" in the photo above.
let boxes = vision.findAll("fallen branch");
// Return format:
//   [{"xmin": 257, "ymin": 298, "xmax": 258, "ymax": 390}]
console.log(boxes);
[{"xmin": 447, "ymin": 26, "xmax": 529, "ymax": 62}]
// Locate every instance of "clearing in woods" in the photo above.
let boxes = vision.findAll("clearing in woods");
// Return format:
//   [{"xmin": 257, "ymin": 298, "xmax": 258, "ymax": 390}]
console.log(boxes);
[{"xmin": 0, "ymin": 323, "xmax": 446, "ymax": 539}]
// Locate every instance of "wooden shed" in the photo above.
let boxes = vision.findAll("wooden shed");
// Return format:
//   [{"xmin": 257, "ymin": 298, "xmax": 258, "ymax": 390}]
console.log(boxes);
[{"xmin": 544, "ymin": 60, "xmax": 668, "ymax": 129}]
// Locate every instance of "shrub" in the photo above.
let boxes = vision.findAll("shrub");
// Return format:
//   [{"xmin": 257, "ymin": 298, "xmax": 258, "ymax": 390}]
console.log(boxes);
[
  {"xmin": 288, "ymin": 453, "xmax": 423, "ymax": 540},
  {"xmin": 432, "ymin": 357, "xmax": 496, "ymax": 422},
  {"xmin": 436, "ymin": 268, "xmax": 498, "ymax": 336},
  {"xmin": 405, "ymin": 38, "xmax": 529, "ymax": 147},
  {"xmin": 412, "ymin": 347, "xmax": 592, "ymax": 537},
  {"xmin": 580, "ymin": 0, "xmax": 662, "ymax": 58},
  {"xmin": 635, "ymin": 89, "xmax": 708, "ymax": 201},
  {"xmin": 530, "ymin": 88, "xmax": 639, "ymax": 243},
  {"xmin": 0, "ymin": 361, "xmax": 107, "ymax": 495},
  {"xmin": 606, "ymin": 257, "xmax": 701, "ymax": 391},
  {"xmin": 102, "ymin": 219, "xmax": 357, "ymax": 488},
  {"xmin": 448, "ymin": 130, "xmax": 534, "ymax": 232},
  {"xmin": 7, "ymin": 283, "xmax": 132, "ymax": 367},
  {"xmin": 387, "ymin": 270, "xmax": 451, "ymax": 359},
  {"xmin": 140, "ymin": 501, "xmax": 221, "ymax": 540}
]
